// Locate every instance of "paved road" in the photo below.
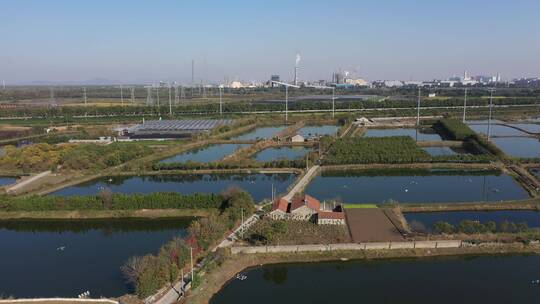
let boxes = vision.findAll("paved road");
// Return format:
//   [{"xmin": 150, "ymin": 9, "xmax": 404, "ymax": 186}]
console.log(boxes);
[{"xmin": 283, "ymin": 165, "xmax": 320, "ymax": 201}]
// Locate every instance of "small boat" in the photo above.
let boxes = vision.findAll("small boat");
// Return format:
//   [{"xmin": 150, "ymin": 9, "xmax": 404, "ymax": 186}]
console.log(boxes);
[
  {"xmin": 56, "ymin": 246, "xmax": 66, "ymax": 251},
  {"xmin": 236, "ymin": 273, "xmax": 248, "ymax": 281}
]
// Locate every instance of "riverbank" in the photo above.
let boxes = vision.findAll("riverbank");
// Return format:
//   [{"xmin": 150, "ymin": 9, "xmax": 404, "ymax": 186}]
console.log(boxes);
[
  {"xmin": 0, "ymin": 208, "xmax": 211, "ymax": 220},
  {"xmin": 187, "ymin": 243, "xmax": 540, "ymax": 304}
]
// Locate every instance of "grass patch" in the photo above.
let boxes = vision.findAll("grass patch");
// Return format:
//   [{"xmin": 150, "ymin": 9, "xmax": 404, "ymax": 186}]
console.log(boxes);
[{"xmin": 344, "ymin": 204, "xmax": 378, "ymax": 209}]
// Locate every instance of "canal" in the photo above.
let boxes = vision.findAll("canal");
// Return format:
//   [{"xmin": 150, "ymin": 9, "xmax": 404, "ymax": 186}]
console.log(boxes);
[
  {"xmin": 304, "ymin": 170, "xmax": 529, "ymax": 204},
  {"xmin": 211, "ymin": 255, "xmax": 540, "ymax": 304},
  {"xmin": 159, "ymin": 144, "xmax": 250, "ymax": 163},
  {"xmin": 0, "ymin": 218, "xmax": 192, "ymax": 298},
  {"xmin": 52, "ymin": 173, "xmax": 297, "ymax": 203},
  {"xmin": 405, "ymin": 210, "xmax": 540, "ymax": 232}
]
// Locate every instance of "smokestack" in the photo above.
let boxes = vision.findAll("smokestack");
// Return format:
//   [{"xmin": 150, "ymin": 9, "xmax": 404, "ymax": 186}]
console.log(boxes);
[{"xmin": 294, "ymin": 54, "xmax": 301, "ymax": 86}]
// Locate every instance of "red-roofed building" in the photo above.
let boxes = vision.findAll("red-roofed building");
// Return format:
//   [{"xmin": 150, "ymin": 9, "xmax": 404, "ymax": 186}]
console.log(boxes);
[
  {"xmin": 269, "ymin": 198, "xmax": 289, "ymax": 220},
  {"xmin": 317, "ymin": 211, "xmax": 346, "ymax": 225},
  {"xmin": 290, "ymin": 194, "xmax": 321, "ymax": 220}
]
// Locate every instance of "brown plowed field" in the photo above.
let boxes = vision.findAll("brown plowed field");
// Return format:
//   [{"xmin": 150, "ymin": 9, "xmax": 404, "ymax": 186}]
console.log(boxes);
[{"xmin": 345, "ymin": 208, "xmax": 403, "ymax": 242}]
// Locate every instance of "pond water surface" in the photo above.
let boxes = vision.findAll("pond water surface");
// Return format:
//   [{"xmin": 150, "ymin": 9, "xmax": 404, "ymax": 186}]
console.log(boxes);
[
  {"xmin": 211, "ymin": 255, "xmax": 540, "ymax": 304},
  {"xmin": 297, "ymin": 125, "xmax": 338, "ymax": 138},
  {"xmin": 0, "ymin": 176, "xmax": 16, "ymax": 186},
  {"xmin": 159, "ymin": 144, "xmax": 249, "ymax": 163},
  {"xmin": 304, "ymin": 170, "xmax": 528, "ymax": 204},
  {"xmin": 231, "ymin": 126, "xmax": 286, "ymax": 141},
  {"xmin": 0, "ymin": 218, "xmax": 192, "ymax": 298},
  {"xmin": 52, "ymin": 174, "xmax": 297, "ymax": 202}
]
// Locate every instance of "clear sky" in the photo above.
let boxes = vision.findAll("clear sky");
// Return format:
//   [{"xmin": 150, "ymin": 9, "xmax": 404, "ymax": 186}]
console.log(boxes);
[{"xmin": 1, "ymin": 0, "xmax": 539, "ymax": 84}]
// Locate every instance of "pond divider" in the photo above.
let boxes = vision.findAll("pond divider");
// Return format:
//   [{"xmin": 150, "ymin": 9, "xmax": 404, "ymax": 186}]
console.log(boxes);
[{"xmin": 231, "ymin": 240, "xmax": 463, "ymax": 254}]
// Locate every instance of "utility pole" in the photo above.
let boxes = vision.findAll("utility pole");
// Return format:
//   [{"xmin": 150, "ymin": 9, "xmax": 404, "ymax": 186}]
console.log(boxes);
[
  {"xmin": 130, "ymin": 87, "xmax": 135, "ymax": 104},
  {"xmin": 190, "ymin": 247, "xmax": 194, "ymax": 283},
  {"xmin": 332, "ymin": 87, "xmax": 336, "ymax": 118},
  {"xmin": 271, "ymin": 81, "xmax": 299, "ymax": 123},
  {"xmin": 219, "ymin": 86, "xmax": 223, "ymax": 116},
  {"xmin": 462, "ymin": 88, "xmax": 468, "ymax": 122},
  {"xmin": 120, "ymin": 85, "xmax": 124, "ymax": 106},
  {"xmin": 146, "ymin": 87, "xmax": 152, "ymax": 105},
  {"xmin": 416, "ymin": 86, "xmax": 421, "ymax": 127},
  {"xmin": 487, "ymin": 88, "xmax": 494, "ymax": 141},
  {"xmin": 168, "ymin": 85, "xmax": 172, "ymax": 116},
  {"xmin": 156, "ymin": 87, "xmax": 160, "ymax": 108},
  {"xmin": 241, "ymin": 208, "xmax": 244, "ymax": 238},
  {"xmin": 83, "ymin": 87, "xmax": 87, "ymax": 107},
  {"xmin": 174, "ymin": 86, "xmax": 179, "ymax": 104}
]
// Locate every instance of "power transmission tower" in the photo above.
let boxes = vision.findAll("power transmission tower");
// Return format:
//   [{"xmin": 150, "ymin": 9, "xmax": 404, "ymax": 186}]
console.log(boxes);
[
  {"xmin": 156, "ymin": 87, "xmax": 160, "ymax": 108},
  {"xmin": 130, "ymin": 87, "xmax": 135, "ymax": 103},
  {"xmin": 168, "ymin": 85, "xmax": 172, "ymax": 116}
]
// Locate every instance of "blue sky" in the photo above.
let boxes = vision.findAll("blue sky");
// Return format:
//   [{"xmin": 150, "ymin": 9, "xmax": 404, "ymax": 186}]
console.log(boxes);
[{"xmin": 1, "ymin": 0, "xmax": 539, "ymax": 84}]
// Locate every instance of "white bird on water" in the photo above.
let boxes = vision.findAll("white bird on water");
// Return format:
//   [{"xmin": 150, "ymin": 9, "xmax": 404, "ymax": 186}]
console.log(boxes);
[{"xmin": 56, "ymin": 246, "xmax": 66, "ymax": 251}]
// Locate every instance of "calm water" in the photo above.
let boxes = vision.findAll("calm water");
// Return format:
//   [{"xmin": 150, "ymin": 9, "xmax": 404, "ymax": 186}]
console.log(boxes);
[
  {"xmin": 405, "ymin": 211, "xmax": 540, "ymax": 232},
  {"xmin": 304, "ymin": 170, "xmax": 528, "ymax": 203},
  {"xmin": 297, "ymin": 125, "xmax": 338, "ymax": 138},
  {"xmin": 211, "ymin": 255, "xmax": 540, "ymax": 304},
  {"xmin": 467, "ymin": 121, "xmax": 540, "ymax": 158},
  {"xmin": 0, "ymin": 176, "xmax": 16, "ymax": 186},
  {"xmin": 491, "ymin": 137, "xmax": 540, "ymax": 158},
  {"xmin": 364, "ymin": 128, "xmax": 442, "ymax": 141},
  {"xmin": 231, "ymin": 126, "xmax": 286, "ymax": 141},
  {"xmin": 0, "ymin": 218, "xmax": 192, "ymax": 298},
  {"xmin": 468, "ymin": 121, "xmax": 527, "ymax": 137},
  {"xmin": 422, "ymin": 146, "xmax": 458, "ymax": 156},
  {"xmin": 253, "ymin": 146, "xmax": 312, "ymax": 162},
  {"xmin": 52, "ymin": 174, "xmax": 296, "ymax": 202},
  {"xmin": 159, "ymin": 144, "xmax": 250, "ymax": 163}
]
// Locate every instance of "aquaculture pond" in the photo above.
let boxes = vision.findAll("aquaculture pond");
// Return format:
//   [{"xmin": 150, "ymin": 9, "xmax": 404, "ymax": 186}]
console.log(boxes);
[
  {"xmin": 159, "ymin": 144, "xmax": 250, "ymax": 163},
  {"xmin": 211, "ymin": 255, "xmax": 540, "ymax": 304},
  {"xmin": 363, "ymin": 128, "xmax": 442, "ymax": 141},
  {"xmin": 304, "ymin": 170, "xmax": 528, "ymax": 204},
  {"xmin": 231, "ymin": 126, "xmax": 286, "ymax": 141},
  {"xmin": 297, "ymin": 125, "xmax": 339, "ymax": 138},
  {"xmin": 52, "ymin": 173, "xmax": 297, "ymax": 202},
  {"xmin": 253, "ymin": 146, "xmax": 312, "ymax": 162},
  {"xmin": 0, "ymin": 176, "xmax": 16, "ymax": 186},
  {"xmin": 0, "ymin": 218, "xmax": 192, "ymax": 298},
  {"xmin": 405, "ymin": 210, "xmax": 540, "ymax": 232},
  {"xmin": 467, "ymin": 120, "xmax": 540, "ymax": 158}
]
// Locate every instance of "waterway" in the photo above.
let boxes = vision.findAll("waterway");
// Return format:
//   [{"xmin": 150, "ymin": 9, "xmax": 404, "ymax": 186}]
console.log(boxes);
[
  {"xmin": 254, "ymin": 146, "xmax": 312, "ymax": 162},
  {"xmin": 231, "ymin": 126, "xmax": 286, "ymax": 141},
  {"xmin": 304, "ymin": 170, "xmax": 528, "ymax": 204},
  {"xmin": 405, "ymin": 210, "xmax": 540, "ymax": 232},
  {"xmin": 0, "ymin": 218, "xmax": 192, "ymax": 298},
  {"xmin": 211, "ymin": 255, "xmax": 540, "ymax": 304},
  {"xmin": 159, "ymin": 144, "xmax": 250, "ymax": 163},
  {"xmin": 52, "ymin": 173, "xmax": 297, "ymax": 202},
  {"xmin": 363, "ymin": 128, "xmax": 442, "ymax": 141}
]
